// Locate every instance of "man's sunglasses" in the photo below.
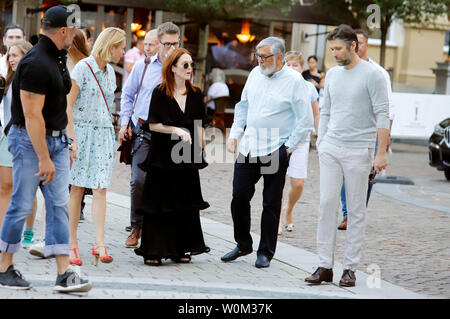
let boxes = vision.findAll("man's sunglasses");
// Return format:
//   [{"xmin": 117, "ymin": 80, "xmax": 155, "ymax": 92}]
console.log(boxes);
[{"xmin": 183, "ymin": 62, "xmax": 195, "ymax": 69}]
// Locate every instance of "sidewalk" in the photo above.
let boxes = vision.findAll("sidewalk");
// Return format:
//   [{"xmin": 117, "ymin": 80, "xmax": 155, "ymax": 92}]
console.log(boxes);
[{"xmin": 0, "ymin": 191, "xmax": 427, "ymax": 299}]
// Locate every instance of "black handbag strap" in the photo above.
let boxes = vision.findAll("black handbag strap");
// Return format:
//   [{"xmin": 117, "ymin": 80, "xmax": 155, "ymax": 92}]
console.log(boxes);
[{"xmin": 128, "ymin": 57, "xmax": 151, "ymax": 128}]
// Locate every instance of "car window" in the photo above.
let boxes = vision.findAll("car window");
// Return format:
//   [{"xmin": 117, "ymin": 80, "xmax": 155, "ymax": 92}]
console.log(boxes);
[{"xmin": 440, "ymin": 118, "xmax": 450, "ymax": 128}]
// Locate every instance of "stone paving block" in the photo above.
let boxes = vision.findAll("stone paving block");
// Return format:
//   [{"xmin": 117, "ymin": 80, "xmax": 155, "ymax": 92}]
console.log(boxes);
[{"xmin": 4, "ymin": 147, "xmax": 444, "ymax": 299}]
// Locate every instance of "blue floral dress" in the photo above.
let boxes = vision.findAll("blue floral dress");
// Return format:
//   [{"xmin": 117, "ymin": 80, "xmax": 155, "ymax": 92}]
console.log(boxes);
[{"xmin": 70, "ymin": 55, "xmax": 116, "ymax": 189}]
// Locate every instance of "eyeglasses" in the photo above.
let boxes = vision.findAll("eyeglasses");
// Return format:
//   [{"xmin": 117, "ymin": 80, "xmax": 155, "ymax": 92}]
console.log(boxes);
[
  {"xmin": 161, "ymin": 41, "xmax": 180, "ymax": 48},
  {"xmin": 182, "ymin": 62, "xmax": 195, "ymax": 69},
  {"xmin": 254, "ymin": 52, "xmax": 274, "ymax": 62},
  {"xmin": 285, "ymin": 51, "xmax": 302, "ymax": 57}
]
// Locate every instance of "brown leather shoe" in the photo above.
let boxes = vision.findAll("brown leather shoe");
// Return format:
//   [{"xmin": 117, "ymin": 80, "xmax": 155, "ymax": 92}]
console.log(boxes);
[
  {"xmin": 339, "ymin": 269, "xmax": 356, "ymax": 287},
  {"xmin": 338, "ymin": 218, "xmax": 347, "ymax": 230},
  {"xmin": 125, "ymin": 228, "xmax": 141, "ymax": 248},
  {"xmin": 305, "ymin": 267, "xmax": 333, "ymax": 285}
]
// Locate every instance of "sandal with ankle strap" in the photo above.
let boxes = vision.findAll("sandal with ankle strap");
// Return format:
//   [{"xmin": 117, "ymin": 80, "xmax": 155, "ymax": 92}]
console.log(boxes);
[
  {"xmin": 144, "ymin": 258, "xmax": 162, "ymax": 266},
  {"xmin": 171, "ymin": 254, "xmax": 191, "ymax": 263},
  {"xmin": 285, "ymin": 224, "xmax": 294, "ymax": 232},
  {"xmin": 92, "ymin": 245, "xmax": 114, "ymax": 266}
]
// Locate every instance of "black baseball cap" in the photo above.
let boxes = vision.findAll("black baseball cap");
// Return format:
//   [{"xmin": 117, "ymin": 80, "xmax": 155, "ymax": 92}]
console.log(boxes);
[{"xmin": 42, "ymin": 5, "xmax": 87, "ymax": 28}]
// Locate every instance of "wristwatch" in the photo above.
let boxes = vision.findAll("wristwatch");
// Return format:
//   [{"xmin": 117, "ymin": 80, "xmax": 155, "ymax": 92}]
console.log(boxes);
[{"xmin": 67, "ymin": 137, "xmax": 74, "ymax": 150}]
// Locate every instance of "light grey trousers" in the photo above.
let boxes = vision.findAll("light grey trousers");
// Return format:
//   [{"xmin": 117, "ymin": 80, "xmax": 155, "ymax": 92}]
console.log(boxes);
[{"xmin": 317, "ymin": 140, "xmax": 374, "ymax": 271}]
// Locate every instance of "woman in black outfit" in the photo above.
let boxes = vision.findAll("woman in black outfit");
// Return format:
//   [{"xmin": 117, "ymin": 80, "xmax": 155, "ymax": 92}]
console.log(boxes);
[
  {"xmin": 135, "ymin": 48, "xmax": 210, "ymax": 266},
  {"xmin": 301, "ymin": 55, "xmax": 325, "ymax": 93}
]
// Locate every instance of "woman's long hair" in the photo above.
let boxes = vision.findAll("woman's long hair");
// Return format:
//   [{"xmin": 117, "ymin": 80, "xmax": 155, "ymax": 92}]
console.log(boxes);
[
  {"xmin": 68, "ymin": 28, "xmax": 90, "ymax": 64},
  {"xmin": 5, "ymin": 40, "xmax": 33, "ymax": 95},
  {"xmin": 160, "ymin": 48, "xmax": 196, "ymax": 98}
]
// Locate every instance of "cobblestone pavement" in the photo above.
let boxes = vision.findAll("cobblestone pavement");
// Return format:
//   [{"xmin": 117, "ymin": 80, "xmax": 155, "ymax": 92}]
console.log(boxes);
[
  {"xmin": 0, "ymin": 194, "xmax": 404, "ymax": 300},
  {"xmin": 1, "ymin": 142, "xmax": 446, "ymax": 299},
  {"xmin": 110, "ymin": 141, "xmax": 450, "ymax": 298}
]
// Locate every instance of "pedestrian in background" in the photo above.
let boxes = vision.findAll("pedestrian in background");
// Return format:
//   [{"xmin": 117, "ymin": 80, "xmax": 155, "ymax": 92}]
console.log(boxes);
[
  {"xmin": 302, "ymin": 55, "xmax": 325, "ymax": 93},
  {"xmin": 278, "ymin": 50, "xmax": 318, "ymax": 235},
  {"xmin": 143, "ymin": 29, "xmax": 159, "ymax": 58},
  {"xmin": 0, "ymin": 24, "xmax": 25, "ymax": 78},
  {"xmin": 66, "ymin": 27, "xmax": 126, "ymax": 266},
  {"xmin": 204, "ymin": 68, "xmax": 230, "ymax": 115},
  {"xmin": 0, "ymin": 40, "xmax": 38, "ymax": 249},
  {"xmin": 123, "ymin": 36, "xmax": 145, "ymax": 84},
  {"xmin": 67, "ymin": 28, "xmax": 90, "ymax": 72}
]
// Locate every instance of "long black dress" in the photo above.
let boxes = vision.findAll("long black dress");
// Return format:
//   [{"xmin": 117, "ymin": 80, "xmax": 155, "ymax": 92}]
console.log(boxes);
[{"xmin": 134, "ymin": 85, "xmax": 210, "ymax": 262}]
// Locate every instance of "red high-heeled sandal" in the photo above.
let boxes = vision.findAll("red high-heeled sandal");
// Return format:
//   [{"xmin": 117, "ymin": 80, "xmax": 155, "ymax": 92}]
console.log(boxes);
[
  {"xmin": 69, "ymin": 248, "xmax": 83, "ymax": 266},
  {"xmin": 92, "ymin": 246, "xmax": 113, "ymax": 266}
]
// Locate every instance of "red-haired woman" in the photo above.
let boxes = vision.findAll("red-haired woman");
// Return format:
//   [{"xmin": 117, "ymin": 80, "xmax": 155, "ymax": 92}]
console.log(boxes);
[{"xmin": 134, "ymin": 48, "xmax": 210, "ymax": 266}]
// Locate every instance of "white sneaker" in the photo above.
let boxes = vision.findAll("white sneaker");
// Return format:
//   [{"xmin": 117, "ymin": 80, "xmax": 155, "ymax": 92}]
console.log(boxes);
[{"xmin": 29, "ymin": 240, "xmax": 45, "ymax": 258}]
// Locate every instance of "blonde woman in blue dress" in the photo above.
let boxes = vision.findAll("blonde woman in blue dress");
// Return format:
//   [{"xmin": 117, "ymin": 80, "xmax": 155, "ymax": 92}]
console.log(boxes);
[{"xmin": 66, "ymin": 27, "xmax": 126, "ymax": 266}]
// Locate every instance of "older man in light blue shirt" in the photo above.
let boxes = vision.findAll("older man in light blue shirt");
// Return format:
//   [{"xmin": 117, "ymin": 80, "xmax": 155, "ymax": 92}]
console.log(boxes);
[{"xmin": 221, "ymin": 37, "xmax": 313, "ymax": 269}]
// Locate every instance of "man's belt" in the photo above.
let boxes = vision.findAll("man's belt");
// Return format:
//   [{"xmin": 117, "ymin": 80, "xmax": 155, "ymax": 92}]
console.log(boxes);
[
  {"xmin": 13, "ymin": 124, "xmax": 66, "ymax": 137},
  {"xmin": 137, "ymin": 118, "xmax": 146, "ymax": 124},
  {"xmin": 46, "ymin": 128, "xmax": 66, "ymax": 137}
]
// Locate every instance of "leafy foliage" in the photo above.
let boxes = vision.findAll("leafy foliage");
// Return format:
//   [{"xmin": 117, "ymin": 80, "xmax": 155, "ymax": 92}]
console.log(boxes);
[{"xmin": 163, "ymin": 0, "xmax": 295, "ymax": 23}]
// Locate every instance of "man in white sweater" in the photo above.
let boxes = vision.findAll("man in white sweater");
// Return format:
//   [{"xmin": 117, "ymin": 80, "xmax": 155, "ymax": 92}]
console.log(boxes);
[
  {"xmin": 337, "ymin": 28, "xmax": 396, "ymax": 231},
  {"xmin": 305, "ymin": 25, "xmax": 390, "ymax": 287}
]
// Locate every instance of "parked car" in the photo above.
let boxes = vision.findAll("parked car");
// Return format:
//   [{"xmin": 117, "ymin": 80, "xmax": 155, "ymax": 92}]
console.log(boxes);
[{"xmin": 428, "ymin": 117, "xmax": 450, "ymax": 180}]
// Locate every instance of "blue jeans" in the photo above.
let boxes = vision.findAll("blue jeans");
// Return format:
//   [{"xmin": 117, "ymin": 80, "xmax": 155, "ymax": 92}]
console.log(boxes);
[{"xmin": 0, "ymin": 126, "xmax": 70, "ymax": 257}]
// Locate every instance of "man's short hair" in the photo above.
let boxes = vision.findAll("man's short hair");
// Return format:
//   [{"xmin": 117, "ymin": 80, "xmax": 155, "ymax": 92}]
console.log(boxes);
[
  {"xmin": 256, "ymin": 37, "xmax": 285, "ymax": 60},
  {"xmin": 3, "ymin": 24, "xmax": 25, "ymax": 38},
  {"xmin": 354, "ymin": 29, "xmax": 369, "ymax": 41},
  {"xmin": 42, "ymin": 25, "xmax": 59, "ymax": 35},
  {"xmin": 157, "ymin": 22, "xmax": 180, "ymax": 40},
  {"xmin": 326, "ymin": 24, "xmax": 359, "ymax": 53}
]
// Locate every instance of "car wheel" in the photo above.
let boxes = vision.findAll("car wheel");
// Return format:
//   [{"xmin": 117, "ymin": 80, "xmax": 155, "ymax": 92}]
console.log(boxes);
[{"xmin": 445, "ymin": 169, "xmax": 450, "ymax": 181}]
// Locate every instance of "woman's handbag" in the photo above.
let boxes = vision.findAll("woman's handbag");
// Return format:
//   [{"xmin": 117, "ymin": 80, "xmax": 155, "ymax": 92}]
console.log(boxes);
[{"xmin": 117, "ymin": 57, "xmax": 150, "ymax": 165}]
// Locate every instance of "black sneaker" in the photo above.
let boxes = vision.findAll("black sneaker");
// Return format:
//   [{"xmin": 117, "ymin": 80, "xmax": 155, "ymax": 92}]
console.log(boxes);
[
  {"xmin": 0, "ymin": 265, "xmax": 32, "ymax": 290},
  {"xmin": 53, "ymin": 269, "xmax": 92, "ymax": 293}
]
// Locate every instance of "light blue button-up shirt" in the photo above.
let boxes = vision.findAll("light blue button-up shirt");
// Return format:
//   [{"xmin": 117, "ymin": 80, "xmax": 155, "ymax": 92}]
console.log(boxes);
[
  {"xmin": 119, "ymin": 54, "xmax": 162, "ymax": 126},
  {"xmin": 229, "ymin": 64, "xmax": 313, "ymax": 157}
]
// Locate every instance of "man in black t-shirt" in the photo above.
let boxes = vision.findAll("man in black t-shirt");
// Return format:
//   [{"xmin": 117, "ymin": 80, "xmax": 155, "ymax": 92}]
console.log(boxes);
[{"xmin": 0, "ymin": 5, "xmax": 91, "ymax": 293}]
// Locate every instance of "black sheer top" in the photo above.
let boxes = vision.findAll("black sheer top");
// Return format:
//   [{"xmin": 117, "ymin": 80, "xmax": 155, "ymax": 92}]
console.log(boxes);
[{"xmin": 139, "ymin": 85, "xmax": 209, "ymax": 171}]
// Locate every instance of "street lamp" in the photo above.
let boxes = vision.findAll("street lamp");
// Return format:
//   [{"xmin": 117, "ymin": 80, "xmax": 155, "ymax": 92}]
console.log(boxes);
[{"xmin": 236, "ymin": 19, "xmax": 255, "ymax": 44}]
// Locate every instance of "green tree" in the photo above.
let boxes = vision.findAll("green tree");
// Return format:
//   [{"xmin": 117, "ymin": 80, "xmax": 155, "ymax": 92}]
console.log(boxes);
[
  {"xmin": 312, "ymin": 0, "xmax": 449, "ymax": 67},
  {"xmin": 164, "ymin": 0, "xmax": 294, "ymax": 23}
]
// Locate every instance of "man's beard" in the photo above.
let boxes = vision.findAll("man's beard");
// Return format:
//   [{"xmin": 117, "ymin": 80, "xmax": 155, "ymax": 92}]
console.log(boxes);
[
  {"xmin": 336, "ymin": 53, "xmax": 352, "ymax": 66},
  {"xmin": 259, "ymin": 63, "xmax": 276, "ymax": 76}
]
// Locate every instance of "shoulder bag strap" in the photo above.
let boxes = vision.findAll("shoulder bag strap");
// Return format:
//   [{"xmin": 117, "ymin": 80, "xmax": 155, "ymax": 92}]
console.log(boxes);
[{"xmin": 84, "ymin": 61, "xmax": 111, "ymax": 115}]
